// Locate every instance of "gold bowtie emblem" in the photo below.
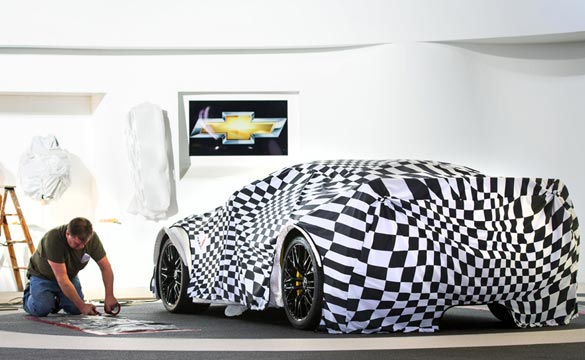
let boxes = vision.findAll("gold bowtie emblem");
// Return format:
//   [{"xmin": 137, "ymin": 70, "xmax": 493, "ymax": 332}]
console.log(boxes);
[{"xmin": 191, "ymin": 112, "xmax": 286, "ymax": 145}]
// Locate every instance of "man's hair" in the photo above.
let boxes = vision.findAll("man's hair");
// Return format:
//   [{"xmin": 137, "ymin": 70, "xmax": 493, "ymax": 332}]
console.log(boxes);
[{"xmin": 67, "ymin": 217, "xmax": 93, "ymax": 241}]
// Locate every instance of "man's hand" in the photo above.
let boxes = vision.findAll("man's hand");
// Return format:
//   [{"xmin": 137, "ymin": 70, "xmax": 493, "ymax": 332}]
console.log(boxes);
[
  {"xmin": 97, "ymin": 256, "xmax": 119, "ymax": 315},
  {"xmin": 104, "ymin": 296, "xmax": 120, "ymax": 315},
  {"xmin": 80, "ymin": 303, "xmax": 99, "ymax": 316}
]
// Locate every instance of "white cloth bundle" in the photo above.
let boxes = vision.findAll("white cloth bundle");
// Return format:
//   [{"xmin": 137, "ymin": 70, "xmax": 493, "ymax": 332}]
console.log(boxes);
[
  {"xmin": 125, "ymin": 102, "xmax": 171, "ymax": 220},
  {"xmin": 19, "ymin": 135, "xmax": 71, "ymax": 201}
]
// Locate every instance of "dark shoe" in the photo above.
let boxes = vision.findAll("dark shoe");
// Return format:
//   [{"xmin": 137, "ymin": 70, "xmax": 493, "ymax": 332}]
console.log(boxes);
[{"xmin": 51, "ymin": 296, "xmax": 61, "ymax": 314}]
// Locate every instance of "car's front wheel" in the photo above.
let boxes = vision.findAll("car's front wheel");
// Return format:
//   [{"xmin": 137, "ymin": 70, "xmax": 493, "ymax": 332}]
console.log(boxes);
[
  {"xmin": 282, "ymin": 236, "xmax": 323, "ymax": 330},
  {"xmin": 157, "ymin": 238, "xmax": 210, "ymax": 314}
]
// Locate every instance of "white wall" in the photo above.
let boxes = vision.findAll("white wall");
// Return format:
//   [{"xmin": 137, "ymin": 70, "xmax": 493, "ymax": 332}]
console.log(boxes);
[
  {"xmin": 1, "ymin": 41, "xmax": 584, "ymax": 294},
  {"xmin": 1, "ymin": 0, "xmax": 584, "ymax": 294}
]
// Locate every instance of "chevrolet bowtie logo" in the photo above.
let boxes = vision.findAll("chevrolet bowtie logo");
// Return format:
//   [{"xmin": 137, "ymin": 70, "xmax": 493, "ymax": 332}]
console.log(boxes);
[{"xmin": 191, "ymin": 112, "xmax": 286, "ymax": 145}]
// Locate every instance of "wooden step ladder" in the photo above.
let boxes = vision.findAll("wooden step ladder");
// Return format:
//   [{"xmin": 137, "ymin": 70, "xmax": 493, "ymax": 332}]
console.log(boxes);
[{"xmin": 1, "ymin": 186, "xmax": 35, "ymax": 291}]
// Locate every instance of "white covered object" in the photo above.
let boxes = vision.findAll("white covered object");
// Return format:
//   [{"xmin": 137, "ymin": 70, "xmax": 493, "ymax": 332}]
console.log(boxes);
[
  {"xmin": 19, "ymin": 135, "xmax": 71, "ymax": 201},
  {"xmin": 125, "ymin": 102, "xmax": 171, "ymax": 220}
]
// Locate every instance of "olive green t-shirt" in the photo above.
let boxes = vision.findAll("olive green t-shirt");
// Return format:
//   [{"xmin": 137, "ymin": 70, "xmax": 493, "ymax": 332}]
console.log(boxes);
[{"xmin": 27, "ymin": 224, "xmax": 106, "ymax": 281}]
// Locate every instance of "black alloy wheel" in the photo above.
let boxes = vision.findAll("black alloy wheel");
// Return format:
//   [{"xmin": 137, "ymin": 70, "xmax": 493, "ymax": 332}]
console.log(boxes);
[
  {"xmin": 282, "ymin": 236, "xmax": 323, "ymax": 330},
  {"xmin": 157, "ymin": 238, "xmax": 209, "ymax": 314}
]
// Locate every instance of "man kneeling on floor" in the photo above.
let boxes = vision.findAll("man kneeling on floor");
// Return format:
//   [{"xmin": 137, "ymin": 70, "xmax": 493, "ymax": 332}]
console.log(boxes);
[{"xmin": 23, "ymin": 217, "xmax": 118, "ymax": 316}]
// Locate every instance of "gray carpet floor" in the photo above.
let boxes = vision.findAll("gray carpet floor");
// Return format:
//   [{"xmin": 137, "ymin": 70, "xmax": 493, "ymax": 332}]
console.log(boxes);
[{"xmin": 1, "ymin": 300, "xmax": 584, "ymax": 359}]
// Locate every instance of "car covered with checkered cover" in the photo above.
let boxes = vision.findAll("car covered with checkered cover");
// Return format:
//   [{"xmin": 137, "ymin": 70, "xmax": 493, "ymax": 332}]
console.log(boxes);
[{"xmin": 154, "ymin": 159, "xmax": 580, "ymax": 333}]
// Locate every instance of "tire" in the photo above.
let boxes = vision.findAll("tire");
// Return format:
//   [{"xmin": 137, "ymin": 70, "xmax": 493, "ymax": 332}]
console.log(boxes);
[
  {"xmin": 157, "ymin": 238, "xmax": 210, "ymax": 314},
  {"xmin": 282, "ymin": 236, "xmax": 323, "ymax": 330},
  {"xmin": 487, "ymin": 303, "xmax": 515, "ymax": 326}
]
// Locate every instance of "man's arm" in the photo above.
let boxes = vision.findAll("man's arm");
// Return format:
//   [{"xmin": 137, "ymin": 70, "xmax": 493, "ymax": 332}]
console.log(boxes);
[
  {"xmin": 97, "ymin": 256, "xmax": 118, "ymax": 313},
  {"xmin": 48, "ymin": 260, "xmax": 98, "ymax": 315}
]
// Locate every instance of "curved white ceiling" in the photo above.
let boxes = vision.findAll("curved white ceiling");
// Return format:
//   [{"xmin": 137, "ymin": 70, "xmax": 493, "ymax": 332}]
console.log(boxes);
[{"xmin": 1, "ymin": 0, "xmax": 584, "ymax": 50}]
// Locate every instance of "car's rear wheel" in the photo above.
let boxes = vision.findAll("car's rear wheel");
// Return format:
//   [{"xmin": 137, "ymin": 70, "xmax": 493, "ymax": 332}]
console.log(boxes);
[
  {"xmin": 157, "ymin": 238, "xmax": 210, "ymax": 314},
  {"xmin": 487, "ymin": 303, "xmax": 515, "ymax": 326},
  {"xmin": 282, "ymin": 236, "xmax": 323, "ymax": 330}
]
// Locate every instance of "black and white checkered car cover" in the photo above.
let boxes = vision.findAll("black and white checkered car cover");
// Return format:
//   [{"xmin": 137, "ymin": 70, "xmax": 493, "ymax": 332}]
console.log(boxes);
[{"xmin": 172, "ymin": 160, "xmax": 580, "ymax": 333}]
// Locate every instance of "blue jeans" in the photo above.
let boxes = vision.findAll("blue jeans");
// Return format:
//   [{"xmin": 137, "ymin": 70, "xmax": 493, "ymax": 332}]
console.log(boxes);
[{"xmin": 23, "ymin": 276, "xmax": 85, "ymax": 316}]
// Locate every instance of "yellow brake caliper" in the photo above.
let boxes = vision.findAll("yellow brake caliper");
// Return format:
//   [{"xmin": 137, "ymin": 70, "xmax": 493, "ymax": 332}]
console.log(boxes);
[{"xmin": 296, "ymin": 270, "xmax": 302, "ymax": 296}]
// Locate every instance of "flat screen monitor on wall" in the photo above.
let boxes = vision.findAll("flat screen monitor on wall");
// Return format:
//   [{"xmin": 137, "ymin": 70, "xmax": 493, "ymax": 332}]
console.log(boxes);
[{"xmin": 188, "ymin": 100, "xmax": 288, "ymax": 156}]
